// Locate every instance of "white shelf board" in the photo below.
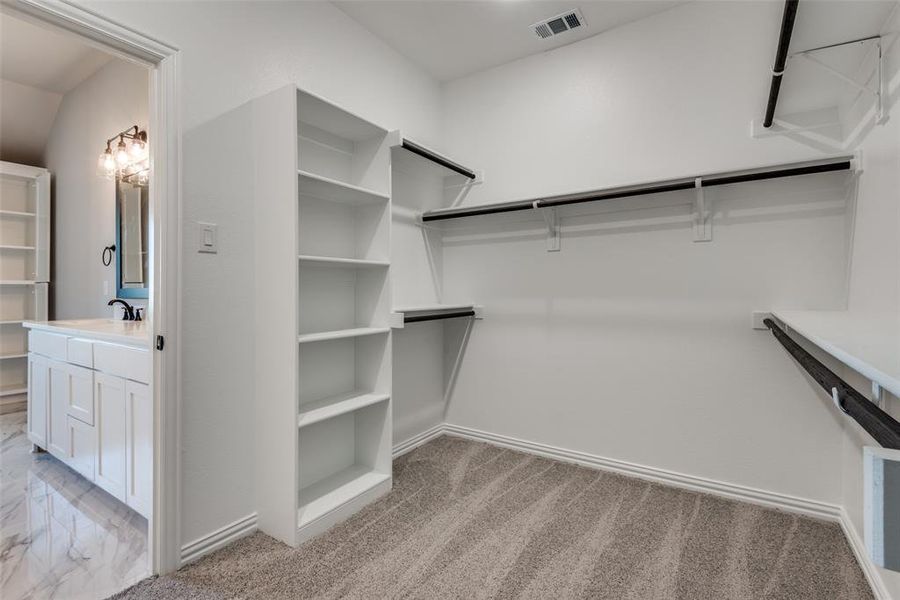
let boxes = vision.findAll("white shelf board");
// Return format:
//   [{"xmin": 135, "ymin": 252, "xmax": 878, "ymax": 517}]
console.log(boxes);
[
  {"xmin": 297, "ymin": 89, "xmax": 387, "ymax": 141},
  {"xmin": 393, "ymin": 303, "xmax": 475, "ymax": 313},
  {"xmin": 0, "ymin": 245, "xmax": 35, "ymax": 250},
  {"xmin": 0, "ymin": 210, "xmax": 35, "ymax": 217},
  {"xmin": 298, "ymin": 255, "xmax": 389, "ymax": 269},
  {"xmin": 0, "ymin": 280, "xmax": 35, "ymax": 285},
  {"xmin": 297, "ymin": 466, "xmax": 390, "ymax": 527},
  {"xmin": 298, "ymin": 170, "xmax": 389, "ymax": 205},
  {"xmin": 0, "ymin": 383, "xmax": 26, "ymax": 397},
  {"xmin": 772, "ymin": 310, "xmax": 900, "ymax": 397},
  {"xmin": 297, "ymin": 327, "xmax": 390, "ymax": 344},
  {"xmin": 0, "ymin": 353, "xmax": 27, "ymax": 360},
  {"xmin": 393, "ymin": 140, "xmax": 477, "ymax": 181},
  {"xmin": 298, "ymin": 390, "xmax": 389, "ymax": 429}
]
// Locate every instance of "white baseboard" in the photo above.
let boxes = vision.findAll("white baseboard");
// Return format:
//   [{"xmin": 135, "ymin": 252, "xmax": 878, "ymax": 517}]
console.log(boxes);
[
  {"xmin": 393, "ymin": 423, "xmax": 445, "ymax": 458},
  {"xmin": 180, "ymin": 513, "xmax": 257, "ymax": 566},
  {"xmin": 838, "ymin": 507, "xmax": 891, "ymax": 600},
  {"xmin": 442, "ymin": 424, "xmax": 841, "ymax": 520}
]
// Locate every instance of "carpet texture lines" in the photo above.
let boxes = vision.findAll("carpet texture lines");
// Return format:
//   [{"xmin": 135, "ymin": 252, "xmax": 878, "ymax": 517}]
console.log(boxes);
[{"xmin": 112, "ymin": 436, "xmax": 873, "ymax": 600}]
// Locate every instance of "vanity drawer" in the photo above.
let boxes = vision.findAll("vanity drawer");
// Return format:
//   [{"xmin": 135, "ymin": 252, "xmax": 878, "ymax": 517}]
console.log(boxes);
[
  {"xmin": 29, "ymin": 330, "xmax": 68, "ymax": 361},
  {"xmin": 67, "ymin": 338, "xmax": 94, "ymax": 368},
  {"xmin": 93, "ymin": 342, "xmax": 150, "ymax": 384}
]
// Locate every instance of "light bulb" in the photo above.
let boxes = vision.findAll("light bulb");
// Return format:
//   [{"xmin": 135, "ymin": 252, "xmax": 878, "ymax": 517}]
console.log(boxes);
[
  {"xmin": 115, "ymin": 137, "xmax": 129, "ymax": 166},
  {"xmin": 129, "ymin": 139, "xmax": 145, "ymax": 159}
]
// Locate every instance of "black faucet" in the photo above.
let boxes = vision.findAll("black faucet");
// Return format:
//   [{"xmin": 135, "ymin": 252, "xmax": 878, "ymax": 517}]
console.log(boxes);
[{"xmin": 108, "ymin": 298, "xmax": 136, "ymax": 321}]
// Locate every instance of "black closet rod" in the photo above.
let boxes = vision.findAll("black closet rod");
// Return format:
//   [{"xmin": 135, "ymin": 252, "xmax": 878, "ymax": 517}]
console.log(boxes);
[
  {"xmin": 763, "ymin": 0, "xmax": 800, "ymax": 128},
  {"xmin": 763, "ymin": 319, "xmax": 900, "ymax": 450},
  {"xmin": 404, "ymin": 310, "xmax": 476, "ymax": 324},
  {"xmin": 402, "ymin": 139, "xmax": 478, "ymax": 180},
  {"xmin": 421, "ymin": 157, "xmax": 852, "ymax": 223}
]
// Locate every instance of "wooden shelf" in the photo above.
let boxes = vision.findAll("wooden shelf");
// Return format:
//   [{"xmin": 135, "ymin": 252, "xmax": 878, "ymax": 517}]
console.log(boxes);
[
  {"xmin": 0, "ymin": 320, "xmax": 25, "ymax": 325},
  {"xmin": 299, "ymin": 255, "xmax": 389, "ymax": 269},
  {"xmin": 297, "ymin": 466, "xmax": 390, "ymax": 527},
  {"xmin": 298, "ymin": 390, "xmax": 389, "ymax": 429},
  {"xmin": 298, "ymin": 170, "xmax": 389, "ymax": 205},
  {"xmin": 394, "ymin": 303, "xmax": 474, "ymax": 313},
  {"xmin": 0, "ymin": 280, "xmax": 35, "ymax": 285},
  {"xmin": 300, "ymin": 254, "xmax": 391, "ymax": 269},
  {"xmin": 0, "ymin": 353, "xmax": 27, "ymax": 360},
  {"xmin": 297, "ymin": 327, "xmax": 390, "ymax": 344},
  {"xmin": 0, "ymin": 383, "xmax": 27, "ymax": 397},
  {"xmin": 772, "ymin": 310, "xmax": 900, "ymax": 397},
  {"xmin": 0, "ymin": 245, "xmax": 35, "ymax": 251},
  {"xmin": 0, "ymin": 210, "xmax": 36, "ymax": 217},
  {"xmin": 297, "ymin": 90, "xmax": 387, "ymax": 141}
]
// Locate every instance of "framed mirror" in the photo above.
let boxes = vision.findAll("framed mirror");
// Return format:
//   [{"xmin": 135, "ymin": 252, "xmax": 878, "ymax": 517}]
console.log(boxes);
[{"xmin": 116, "ymin": 177, "xmax": 149, "ymax": 299}]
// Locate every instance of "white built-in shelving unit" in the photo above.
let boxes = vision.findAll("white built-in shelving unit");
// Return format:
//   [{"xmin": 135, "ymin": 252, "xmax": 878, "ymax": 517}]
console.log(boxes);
[
  {"xmin": 0, "ymin": 161, "xmax": 49, "ymax": 414},
  {"xmin": 243, "ymin": 85, "xmax": 394, "ymax": 546}
]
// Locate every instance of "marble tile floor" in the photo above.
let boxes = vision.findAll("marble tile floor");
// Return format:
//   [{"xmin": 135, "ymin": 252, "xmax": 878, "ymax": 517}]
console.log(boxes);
[{"xmin": 0, "ymin": 411, "xmax": 148, "ymax": 600}]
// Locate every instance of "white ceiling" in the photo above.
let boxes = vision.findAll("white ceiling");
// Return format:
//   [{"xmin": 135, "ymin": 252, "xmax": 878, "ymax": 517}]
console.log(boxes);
[
  {"xmin": 0, "ymin": 13, "xmax": 114, "ymax": 165},
  {"xmin": 334, "ymin": 0, "xmax": 687, "ymax": 81}
]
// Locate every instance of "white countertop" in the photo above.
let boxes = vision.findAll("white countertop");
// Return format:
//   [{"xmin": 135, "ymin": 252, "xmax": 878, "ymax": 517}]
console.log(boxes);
[
  {"xmin": 23, "ymin": 319, "xmax": 151, "ymax": 349},
  {"xmin": 772, "ymin": 310, "xmax": 900, "ymax": 397}
]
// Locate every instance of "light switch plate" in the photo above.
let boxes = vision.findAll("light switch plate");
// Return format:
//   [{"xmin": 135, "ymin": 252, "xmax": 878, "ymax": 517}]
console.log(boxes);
[{"xmin": 197, "ymin": 222, "xmax": 218, "ymax": 254}]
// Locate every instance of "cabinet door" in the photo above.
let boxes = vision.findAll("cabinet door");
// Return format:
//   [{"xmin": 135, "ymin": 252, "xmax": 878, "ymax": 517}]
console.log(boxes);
[
  {"xmin": 125, "ymin": 381, "xmax": 152, "ymax": 517},
  {"xmin": 94, "ymin": 373, "xmax": 127, "ymax": 500},
  {"xmin": 67, "ymin": 416, "xmax": 95, "ymax": 480},
  {"xmin": 47, "ymin": 359, "xmax": 70, "ymax": 459},
  {"xmin": 66, "ymin": 363, "xmax": 94, "ymax": 425},
  {"xmin": 27, "ymin": 354, "xmax": 48, "ymax": 448}
]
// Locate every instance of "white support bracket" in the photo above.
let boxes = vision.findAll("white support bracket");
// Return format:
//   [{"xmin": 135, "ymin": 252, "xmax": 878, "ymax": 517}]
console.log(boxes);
[
  {"xmin": 535, "ymin": 201, "xmax": 560, "ymax": 252},
  {"xmin": 693, "ymin": 178, "xmax": 712, "ymax": 242},
  {"xmin": 872, "ymin": 381, "xmax": 885, "ymax": 409},
  {"xmin": 793, "ymin": 36, "xmax": 888, "ymax": 125}
]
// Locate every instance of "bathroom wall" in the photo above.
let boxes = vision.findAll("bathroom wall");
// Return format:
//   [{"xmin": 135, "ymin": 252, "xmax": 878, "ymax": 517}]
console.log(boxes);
[
  {"xmin": 43, "ymin": 59, "xmax": 149, "ymax": 319},
  {"xmin": 81, "ymin": 0, "xmax": 443, "ymax": 550}
]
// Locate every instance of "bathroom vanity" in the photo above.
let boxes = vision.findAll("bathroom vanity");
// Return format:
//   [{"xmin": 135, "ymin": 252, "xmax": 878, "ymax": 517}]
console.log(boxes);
[{"xmin": 23, "ymin": 319, "xmax": 152, "ymax": 518}]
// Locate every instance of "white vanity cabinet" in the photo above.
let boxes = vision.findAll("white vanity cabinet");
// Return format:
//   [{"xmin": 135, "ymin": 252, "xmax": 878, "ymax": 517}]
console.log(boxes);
[{"xmin": 24, "ymin": 324, "xmax": 152, "ymax": 519}]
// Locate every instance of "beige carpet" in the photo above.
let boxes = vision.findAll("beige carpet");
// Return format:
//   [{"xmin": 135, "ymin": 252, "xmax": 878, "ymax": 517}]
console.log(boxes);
[{"xmin": 113, "ymin": 436, "xmax": 873, "ymax": 599}]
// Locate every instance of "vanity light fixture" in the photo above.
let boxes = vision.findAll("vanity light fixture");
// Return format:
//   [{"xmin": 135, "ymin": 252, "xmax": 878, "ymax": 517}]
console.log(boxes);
[{"xmin": 98, "ymin": 125, "xmax": 149, "ymax": 181}]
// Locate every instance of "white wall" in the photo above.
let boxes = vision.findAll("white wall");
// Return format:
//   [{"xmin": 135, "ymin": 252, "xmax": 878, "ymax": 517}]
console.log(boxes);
[
  {"xmin": 840, "ymin": 9, "xmax": 900, "ymax": 594},
  {"xmin": 43, "ymin": 59, "xmax": 148, "ymax": 319},
  {"xmin": 441, "ymin": 1, "xmax": 836, "ymax": 205},
  {"xmin": 82, "ymin": 0, "xmax": 442, "ymax": 548},
  {"xmin": 0, "ymin": 79, "xmax": 61, "ymax": 166},
  {"xmin": 437, "ymin": 0, "xmax": 859, "ymax": 505}
]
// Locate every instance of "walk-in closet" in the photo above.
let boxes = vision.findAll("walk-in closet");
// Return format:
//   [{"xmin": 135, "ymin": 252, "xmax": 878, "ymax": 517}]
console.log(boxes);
[{"xmin": 3, "ymin": 0, "xmax": 900, "ymax": 599}]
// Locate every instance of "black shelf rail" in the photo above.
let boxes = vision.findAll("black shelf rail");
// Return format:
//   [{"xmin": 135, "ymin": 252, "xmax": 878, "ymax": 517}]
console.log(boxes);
[
  {"xmin": 763, "ymin": 0, "xmax": 800, "ymax": 128},
  {"xmin": 421, "ymin": 156, "xmax": 853, "ymax": 223},
  {"xmin": 764, "ymin": 318, "xmax": 900, "ymax": 450},
  {"xmin": 401, "ymin": 139, "xmax": 477, "ymax": 180},
  {"xmin": 404, "ymin": 309, "xmax": 476, "ymax": 324}
]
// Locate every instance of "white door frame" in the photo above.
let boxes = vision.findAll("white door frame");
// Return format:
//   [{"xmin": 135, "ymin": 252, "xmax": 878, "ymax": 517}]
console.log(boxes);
[{"xmin": 1, "ymin": 0, "xmax": 182, "ymax": 574}]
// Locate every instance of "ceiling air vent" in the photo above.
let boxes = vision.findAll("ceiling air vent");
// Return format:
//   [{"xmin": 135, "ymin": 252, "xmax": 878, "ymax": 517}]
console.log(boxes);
[{"xmin": 531, "ymin": 9, "xmax": 585, "ymax": 40}]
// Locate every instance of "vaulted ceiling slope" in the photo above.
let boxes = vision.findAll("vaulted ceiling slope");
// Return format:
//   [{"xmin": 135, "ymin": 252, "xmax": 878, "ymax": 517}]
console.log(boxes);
[{"xmin": 1, "ymin": 13, "xmax": 113, "ymax": 165}]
